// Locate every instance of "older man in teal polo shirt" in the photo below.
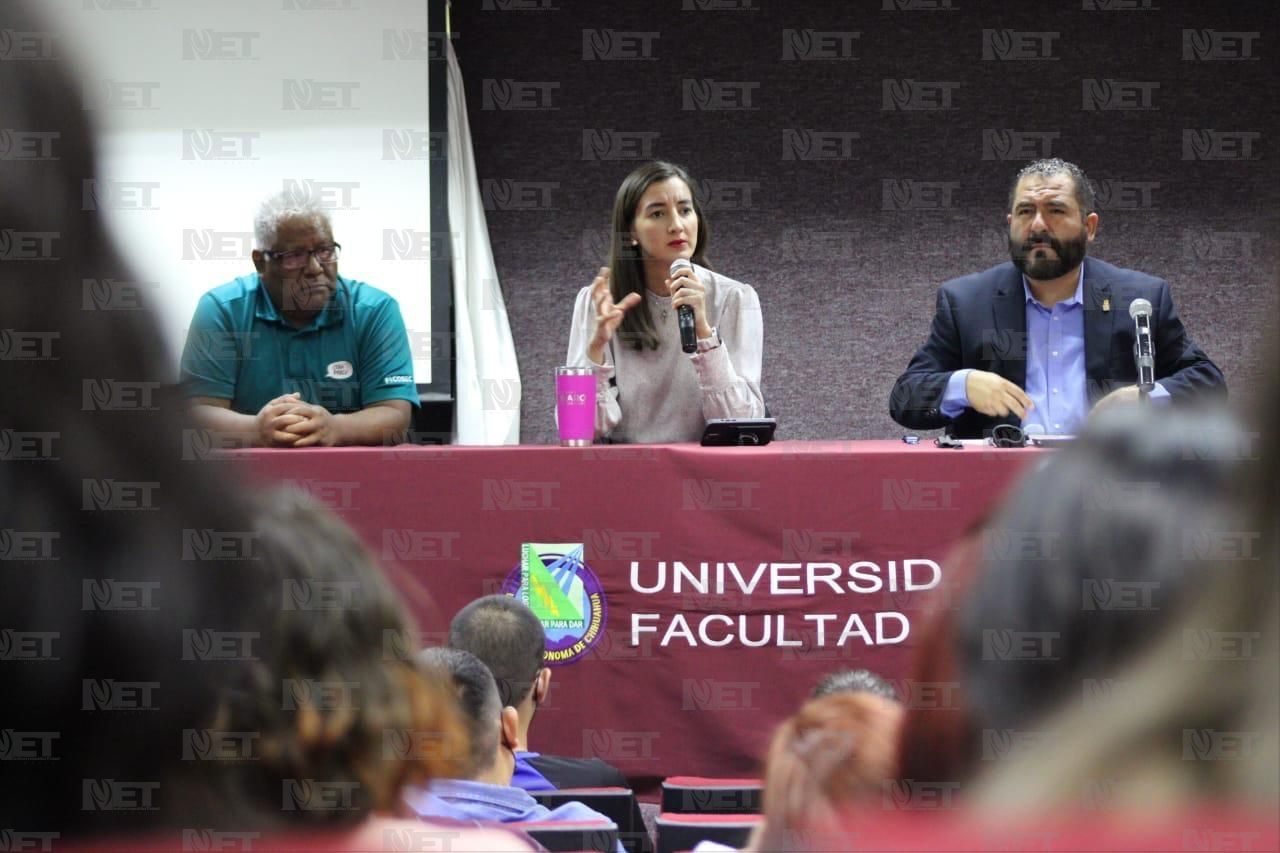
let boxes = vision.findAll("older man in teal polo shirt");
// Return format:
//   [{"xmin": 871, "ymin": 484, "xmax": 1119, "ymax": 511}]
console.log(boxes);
[{"xmin": 181, "ymin": 195, "xmax": 418, "ymax": 446}]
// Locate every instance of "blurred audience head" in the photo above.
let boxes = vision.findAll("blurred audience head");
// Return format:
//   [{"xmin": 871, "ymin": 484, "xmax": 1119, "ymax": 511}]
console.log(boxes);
[
  {"xmin": 974, "ymin": 377, "xmax": 1277, "ymax": 810},
  {"xmin": 0, "ymin": 0, "xmax": 263, "ymax": 835},
  {"xmin": 449, "ymin": 595, "xmax": 550, "ymax": 715},
  {"xmin": 812, "ymin": 668, "xmax": 899, "ymax": 702},
  {"xmin": 214, "ymin": 489, "xmax": 465, "ymax": 826},
  {"xmin": 895, "ymin": 522, "xmax": 987, "ymax": 791},
  {"xmin": 754, "ymin": 692, "xmax": 902, "ymax": 850},
  {"xmin": 957, "ymin": 404, "xmax": 1249, "ymax": 740},
  {"xmin": 419, "ymin": 648, "xmax": 520, "ymax": 786}
]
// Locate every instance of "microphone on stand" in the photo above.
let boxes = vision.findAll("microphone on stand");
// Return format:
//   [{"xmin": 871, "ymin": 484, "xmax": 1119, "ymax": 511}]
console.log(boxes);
[
  {"xmin": 1129, "ymin": 298, "xmax": 1156, "ymax": 401},
  {"xmin": 669, "ymin": 258, "xmax": 698, "ymax": 354}
]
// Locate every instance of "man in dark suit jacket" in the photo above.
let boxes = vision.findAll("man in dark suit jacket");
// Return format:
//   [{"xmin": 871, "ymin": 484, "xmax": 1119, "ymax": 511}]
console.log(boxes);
[
  {"xmin": 891, "ymin": 159, "xmax": 1224, "ymax": 439},
  {"xmin": 522, "ymin": 752, "xmax": 627, "ymax": 789}
]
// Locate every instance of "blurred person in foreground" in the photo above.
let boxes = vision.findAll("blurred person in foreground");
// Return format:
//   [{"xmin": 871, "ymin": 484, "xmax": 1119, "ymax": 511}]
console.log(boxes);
[
  {"xmin": 891, "ymin": 157, "xmax": 1224, "ymax": 439},
  {"xmin": 894, "ymin": 519, "xmax": 989, "ymax": 795},
  {"xmin": 168, "ymin": 488, "xmax": 530, "ymax": 849},
  {"xmin": 972, "ymin": 379, "xmax": 1277, "ymax": 811},
  {"xmin": 565, "ymin": 160, "xmax": 765, "ymax": 443},
  {"xmin": 955, "ymin": 404, "xmax": 1251, "ymax": 756},
  {"xmin": 218, "ymin": 489, "xmax": 467, "ymax": 820},
  {"xmin": 896, "ymin": 404, "xmax": 1250, "ymax": 801},
  {"xmin": 408, "ymin": 648, "xmax": 626, "ymax": 853},
  {"xmin": 0, "ymin": 0, "xmax": 261, "ymax": 834},
  {"xmin": 0, "ymin": 6, "xmax": 526, "ymax": 846},
  {"xmin": 864, "ymin": 401, "xmax": 1271, "ymax": 850},
  {"xmin": 180, "ymin": 194, "xmax": 417, "ymax": 447},
  {"xmin": 744, "ymin": 692, "xmax": 903, "ymax": 852}
]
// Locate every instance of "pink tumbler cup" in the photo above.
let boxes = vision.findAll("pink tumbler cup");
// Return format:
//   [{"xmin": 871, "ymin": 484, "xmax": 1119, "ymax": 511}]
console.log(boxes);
[{"xmin": 556, "ymin": 366, "xmax": 595, "ymax": 446}]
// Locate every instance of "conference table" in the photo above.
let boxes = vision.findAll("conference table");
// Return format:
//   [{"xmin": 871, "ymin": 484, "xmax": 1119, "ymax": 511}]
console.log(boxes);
[{"xmin": 229, "ymin": 440, "xmax": 1038, "ymax": 793}]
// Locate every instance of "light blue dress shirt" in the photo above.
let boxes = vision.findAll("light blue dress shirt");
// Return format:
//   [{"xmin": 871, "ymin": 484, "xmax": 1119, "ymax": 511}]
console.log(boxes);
[
  {"xmin": 940, "ymin": 268, "xmax": 1167, "ymax": 433},
  {"xmin": 511, "ymin": 751, "xmax": 555, "ymax": 792},
  {"xmin": 404, "ymin": 778, "xmax": 625, "ymax": 853}
]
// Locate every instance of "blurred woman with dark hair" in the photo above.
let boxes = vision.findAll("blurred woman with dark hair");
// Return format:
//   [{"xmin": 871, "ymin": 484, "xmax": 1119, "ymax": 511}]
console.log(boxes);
[
  {"xmin": 974, "ymin": 381, "xmax": 1277, "ymax": 811},
  {"xmin": 0, "ymin": 0, "xmax": 264, "ymax": 834},
  {"xmin": 0, "ymin": 5, "xmax": 526, "ymax": 847},
  {"xmin": 893, "ymin": 525, "xmax": 986, "ymax": 794},
  {"xmin": 955, "ymin": 405, "xmax": 1250, "ymax": 745},
  {"xmin": 217, "ymin": 488, "xmax": 470, "ymax": 822},
  {"xmin": 894, "ymin": 404, "xmax": 1256, "ymax": 807},
  {"xmin": 566, "ymin": 161, "xmax": 765, "ymax": 443}
]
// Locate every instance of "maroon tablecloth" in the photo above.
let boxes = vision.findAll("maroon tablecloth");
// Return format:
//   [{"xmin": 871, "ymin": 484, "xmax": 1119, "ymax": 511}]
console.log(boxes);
[{"xmin": 228, "ymin": 440, "xmax": 1035, "ymax": 793}]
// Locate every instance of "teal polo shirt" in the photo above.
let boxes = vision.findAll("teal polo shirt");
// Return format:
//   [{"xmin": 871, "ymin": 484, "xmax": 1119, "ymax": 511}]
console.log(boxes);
[{"xmin": 179, "ymin": 274, "xmax": 419, "ymax": 415}]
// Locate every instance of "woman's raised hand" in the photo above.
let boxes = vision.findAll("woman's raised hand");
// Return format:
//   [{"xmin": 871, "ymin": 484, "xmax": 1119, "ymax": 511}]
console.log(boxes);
[{"xmin": 587, "ymin": 267, "xmax": 641, "ymax": 364}]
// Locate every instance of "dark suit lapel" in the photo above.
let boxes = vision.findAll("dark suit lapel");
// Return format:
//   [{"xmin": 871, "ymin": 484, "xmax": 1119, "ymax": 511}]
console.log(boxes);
[
  {"xmin": 1082, "ymin": 257, "xmax": 1114, "ymax": 404},
  {"xmin": 991, "ymin": 266, "xmax": 1027, "ymax": 389}
]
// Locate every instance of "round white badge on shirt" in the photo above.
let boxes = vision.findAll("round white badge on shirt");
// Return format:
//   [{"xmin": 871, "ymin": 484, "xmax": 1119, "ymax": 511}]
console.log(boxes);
[{"xmin": 326, "ymin": 360, "xmax": 354, "ymax": 380}]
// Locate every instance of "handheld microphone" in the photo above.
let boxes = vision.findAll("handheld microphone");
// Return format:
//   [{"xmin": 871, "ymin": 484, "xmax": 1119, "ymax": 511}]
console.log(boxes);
[
  {"xmin": 1129, "ymin": 298, "xmax": 1156, "ymax": 393},
  {"xmin": 669, "ymin": 258, "xmax": 698, "ymax": 354}
]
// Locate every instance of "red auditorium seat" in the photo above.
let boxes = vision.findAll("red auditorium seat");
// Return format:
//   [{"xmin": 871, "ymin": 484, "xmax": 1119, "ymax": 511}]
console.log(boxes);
[
  {"xmin": 660, "ymin": 776, "xmax": 762, "ymax": 815},
  {"xmin": 655, "ymin": 812, "xmax": 762, "ymax": 853},
  {"xmin": 508, "ymin": 818, "xmax": 619, "ymax": 852},
  {"xmin": 531, "ymin": 787, "xmax": 652, "ymax": 853}
]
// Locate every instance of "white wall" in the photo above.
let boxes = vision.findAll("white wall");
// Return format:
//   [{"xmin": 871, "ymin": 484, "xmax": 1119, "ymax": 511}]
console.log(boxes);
[{"xmin": 44, "ymin": 0, "xmax": 434, "ymax": 383}]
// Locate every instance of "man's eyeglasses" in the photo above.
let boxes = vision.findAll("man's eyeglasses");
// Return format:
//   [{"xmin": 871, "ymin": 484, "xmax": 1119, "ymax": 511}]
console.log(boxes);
[{"xmin": 263, "ymin": 242, "xmax": 341, "ymax": 270}]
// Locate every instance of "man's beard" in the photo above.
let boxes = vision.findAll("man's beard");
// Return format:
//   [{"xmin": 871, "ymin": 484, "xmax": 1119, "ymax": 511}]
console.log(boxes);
[{"xmin": 1009, "ymin": 231, "xmax": 1087, "ymax": 280}]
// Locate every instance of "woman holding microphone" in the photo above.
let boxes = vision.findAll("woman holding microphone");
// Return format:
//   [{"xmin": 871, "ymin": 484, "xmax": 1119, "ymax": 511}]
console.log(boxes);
[{"xmin": 566, "ymin": 161, "xmax": 765, "ymax": 443}]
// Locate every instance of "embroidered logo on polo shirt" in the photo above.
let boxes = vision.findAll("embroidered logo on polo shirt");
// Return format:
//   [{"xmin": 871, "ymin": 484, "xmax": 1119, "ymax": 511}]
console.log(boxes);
[
  {"xmin": 384, "ymin": 374, "xmax": 413, "ymax": 384},
  {"xmin": 325, "ymin": 361, "xmax": 354, "ymax": 380}
]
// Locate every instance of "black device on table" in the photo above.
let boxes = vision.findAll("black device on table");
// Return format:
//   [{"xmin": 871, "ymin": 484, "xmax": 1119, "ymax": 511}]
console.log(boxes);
[{"xmin": 700, "ymin": 418, "xmax": 777, "ymax": 447}]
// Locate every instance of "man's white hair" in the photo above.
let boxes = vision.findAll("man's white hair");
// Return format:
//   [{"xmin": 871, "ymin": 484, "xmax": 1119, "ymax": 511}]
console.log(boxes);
[{"xmin": 253, "ymin": 192, "xmax": 331, "ymax": 251}]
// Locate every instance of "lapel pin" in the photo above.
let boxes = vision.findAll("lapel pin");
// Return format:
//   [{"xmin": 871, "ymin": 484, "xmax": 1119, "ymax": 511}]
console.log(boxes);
[{"xmin": 1102, "ymin": 297, "xmax": 1111, "ymax": 313}]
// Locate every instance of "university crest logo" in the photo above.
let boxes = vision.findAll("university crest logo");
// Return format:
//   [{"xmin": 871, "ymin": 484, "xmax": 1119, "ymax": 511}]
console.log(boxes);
[{"xmin": 501, "ymin": 543, "xmax": 606, "ymax": 666}]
